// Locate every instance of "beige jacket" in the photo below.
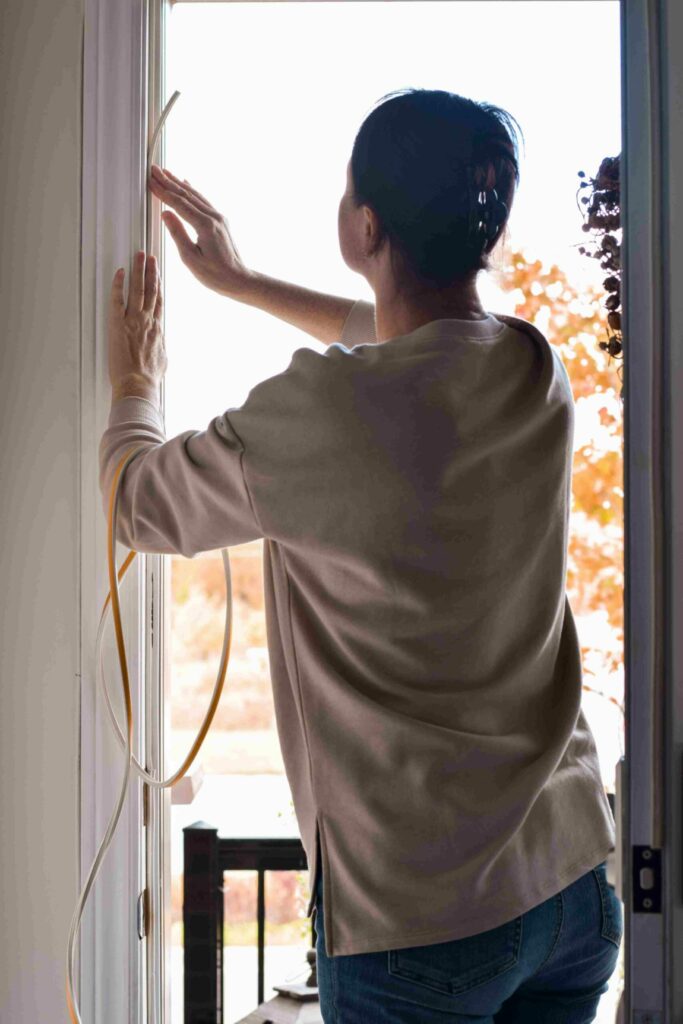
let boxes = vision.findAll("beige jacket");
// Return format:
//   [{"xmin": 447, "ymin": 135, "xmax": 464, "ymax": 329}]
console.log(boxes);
[{"xmin": 99, "ymin": 298, "xmax": 616, "ymax": 956}]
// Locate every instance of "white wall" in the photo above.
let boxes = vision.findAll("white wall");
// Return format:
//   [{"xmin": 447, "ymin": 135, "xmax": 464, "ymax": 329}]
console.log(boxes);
[{"xmin": 0, "ymin": 0, "xmax": 83, "ymax": 1018}]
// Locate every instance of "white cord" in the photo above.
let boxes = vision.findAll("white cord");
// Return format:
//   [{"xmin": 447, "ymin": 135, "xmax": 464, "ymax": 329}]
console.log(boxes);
[
  {"xmin": 99, "ymin": 547, "xmax": 232, "ymax": 786},
  {"xmin": 67, "ymin": 87, "xmax": 236, "ymax": 1023},
  {"xmin": 66, "ymin": 447, "xmax": 139, "ymax": 1023},
  {"xmin": 67, "ymin": 443, "xmax": 234, "ymax": 1021}
]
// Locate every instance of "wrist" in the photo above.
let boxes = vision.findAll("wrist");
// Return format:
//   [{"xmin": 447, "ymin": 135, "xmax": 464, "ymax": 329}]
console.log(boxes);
[
  {"xmin": 112, "ymin": 376, "xmax": 161, "ymax": 405},
  {"xmin": 222, "ymin": 266, "xmax": 262, "ymax": 305}
]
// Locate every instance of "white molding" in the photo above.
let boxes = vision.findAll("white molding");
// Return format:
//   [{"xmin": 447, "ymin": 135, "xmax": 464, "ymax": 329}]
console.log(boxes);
[
  {"xmin": 622, "ymin": 0, "xmax": 683, "ymax": 1018},
  {"xmin": 81, "ymin": 0, "xmax": 152, "ymax": 1020},
  {"xmin": 144, "ymin": 5, "xmax": 174, "ymax": 1023},
  {"xmin": 622, "ymin": 0, "xmax": 664, "ymax": 1016},
  {"xmin": 659, "ymin": 0, "xmax": 683, "ymax": 1014},
  {"xmin": 82, "ymin": 1, "xmax": 175, "ymax": 1020}
]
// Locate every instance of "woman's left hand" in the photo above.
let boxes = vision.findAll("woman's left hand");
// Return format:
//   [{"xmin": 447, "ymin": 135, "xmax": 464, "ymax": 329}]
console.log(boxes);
[{"xmin": 108, "ymin": 250, "xmax": 167, "ymax": 402}]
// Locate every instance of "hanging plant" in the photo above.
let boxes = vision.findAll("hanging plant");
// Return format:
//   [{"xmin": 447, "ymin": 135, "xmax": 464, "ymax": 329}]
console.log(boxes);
[{"xmin": 576, "ymin": 154, "xmax": 623, "ymax": 396}]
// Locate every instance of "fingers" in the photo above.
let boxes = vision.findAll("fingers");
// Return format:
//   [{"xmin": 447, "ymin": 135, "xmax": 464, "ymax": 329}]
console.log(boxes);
[
  {"xmin": 124, "ymin": 252, "xmax": 158, "ymax": 314},
  {"xmin": 164, "ymin": 168, "xmax": 214, "ymax": 209},
  {"xmin": 160, "ymin": 210, "xmax": 197, "ymax": 261},
  {"xmin": 128, "ymin": 251, "xmax": 146, "ymax": 314},
  {"xmin": 148, "ymin": 166, "xmax": 217, "ymax": 228},
  {"xmin": 143, "ymin": 254, "xmax": 158, "ymax": 313},
  {"xmin": 152, "ymin": 163, "xmax": 214, "ymax": 208},
  {"xmin": 154, "ymin": 279, "xmax": 163, "ymax": 321},
  {"xmin": 111, "ymin": 267, "xmax": 125, "ymax": 316}
]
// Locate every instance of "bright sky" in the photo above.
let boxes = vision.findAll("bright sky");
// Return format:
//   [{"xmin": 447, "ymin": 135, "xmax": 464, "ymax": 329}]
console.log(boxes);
[{"xmin": 162, "ymin": 0, "xmax": 621, "ymax": 436}]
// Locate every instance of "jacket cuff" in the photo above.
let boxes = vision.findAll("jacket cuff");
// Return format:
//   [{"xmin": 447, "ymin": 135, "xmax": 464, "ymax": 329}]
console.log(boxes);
[{"xmin": 108, "ymin": 395, "xmax": 165, "ymax": 431}]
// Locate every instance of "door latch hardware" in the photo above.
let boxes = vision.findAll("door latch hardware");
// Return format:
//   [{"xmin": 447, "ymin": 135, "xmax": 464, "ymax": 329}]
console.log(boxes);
[{"xmin": 633, "ymin": 845, "xmax": 661, "ymax": 913}]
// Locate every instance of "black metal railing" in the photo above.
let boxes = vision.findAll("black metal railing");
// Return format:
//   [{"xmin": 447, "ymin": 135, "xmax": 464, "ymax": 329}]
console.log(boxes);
[
  {"xmin": 183, "ymin": 821, "xmax": 313, "ymax": 1024},
  {"xmin": 184, "ymin": 796, "xmax": 617, "ymax": 1022}
]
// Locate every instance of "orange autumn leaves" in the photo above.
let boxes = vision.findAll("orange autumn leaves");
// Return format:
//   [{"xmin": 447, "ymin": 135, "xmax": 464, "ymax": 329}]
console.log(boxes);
[{"xmin": 495, "ymin": 252, "xmax": 624, "ymax": 708}]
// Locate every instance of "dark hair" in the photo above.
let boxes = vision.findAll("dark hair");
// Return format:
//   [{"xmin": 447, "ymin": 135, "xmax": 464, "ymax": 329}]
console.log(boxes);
[{"xmin": 350, "ymin": 88, "xmax": 524, "ymax": 289}]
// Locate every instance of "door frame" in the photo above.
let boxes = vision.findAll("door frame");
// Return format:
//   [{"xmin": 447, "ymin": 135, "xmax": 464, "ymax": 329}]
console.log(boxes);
[
  {"xmin": 621, "ymin": 0, "xmax": 683, "ymax": 1019},
  {"xmin": 81, "ymin": 0, "xmax": 683, "ymax": 1020},
  {"xmin": 80, "ymin": 0, "xmax": 170, "ymax": 1019}
]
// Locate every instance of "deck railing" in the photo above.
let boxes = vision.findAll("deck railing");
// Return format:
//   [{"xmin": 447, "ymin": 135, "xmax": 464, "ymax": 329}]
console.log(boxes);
[{"xmin": 183, "ymin": 821, "xmax": 313, "ymax": 1023}]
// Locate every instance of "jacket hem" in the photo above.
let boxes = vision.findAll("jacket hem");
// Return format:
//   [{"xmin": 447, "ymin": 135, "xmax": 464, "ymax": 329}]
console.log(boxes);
[{"xmin": 324, "ymin": 837, "xmax": 616, "ymax": 957}]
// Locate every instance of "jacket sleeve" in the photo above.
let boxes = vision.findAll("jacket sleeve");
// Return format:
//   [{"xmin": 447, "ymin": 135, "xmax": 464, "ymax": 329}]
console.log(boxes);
[{"xmin": 98, "ymin": 395, "xmax": 264, "ymax": 558}]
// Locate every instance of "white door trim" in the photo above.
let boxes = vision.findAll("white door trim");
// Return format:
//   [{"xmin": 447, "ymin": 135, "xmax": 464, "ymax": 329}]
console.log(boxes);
[
  {"xmin": 80, "ymin": 0, "xmax": 159, "ymax": 1019},
  {"xmin": 622, "ymin": 0, "xmax": 683, "ymax": 1018}
]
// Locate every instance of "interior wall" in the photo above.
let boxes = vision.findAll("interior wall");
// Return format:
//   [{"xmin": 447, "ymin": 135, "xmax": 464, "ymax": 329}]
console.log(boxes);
[{"xmin": 0, "ymin": 0, "xmax": 83, "ymax": 1018}]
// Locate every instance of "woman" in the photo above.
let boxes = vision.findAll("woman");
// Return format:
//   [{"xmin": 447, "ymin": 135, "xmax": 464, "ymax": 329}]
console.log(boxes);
[{"xmin": 107, "ymin": 88, "xmax": 621, "ymax": 1022}]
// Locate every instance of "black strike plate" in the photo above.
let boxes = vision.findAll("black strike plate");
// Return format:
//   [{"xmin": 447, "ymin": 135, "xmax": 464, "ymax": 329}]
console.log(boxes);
[{"xmin": 633, "ymin": 845, "xmax": 661, "ymax": 913}]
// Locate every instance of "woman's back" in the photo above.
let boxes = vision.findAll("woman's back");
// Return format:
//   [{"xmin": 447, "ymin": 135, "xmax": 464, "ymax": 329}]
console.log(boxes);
[{"xmin": 225, "ymin": 298, "xmax": 616, "ymax": 957}]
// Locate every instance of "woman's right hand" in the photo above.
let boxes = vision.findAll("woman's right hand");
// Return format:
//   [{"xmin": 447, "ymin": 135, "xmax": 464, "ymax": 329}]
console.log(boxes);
[{"xmin": 148, "ymin": 165, "xmax": 254, "ymax": 298}]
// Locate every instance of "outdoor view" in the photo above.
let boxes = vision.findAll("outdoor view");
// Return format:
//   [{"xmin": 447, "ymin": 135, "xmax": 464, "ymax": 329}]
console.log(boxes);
[{"xmin": 161, "ymin": 3, "xmax": 623, "ymax": 1021}]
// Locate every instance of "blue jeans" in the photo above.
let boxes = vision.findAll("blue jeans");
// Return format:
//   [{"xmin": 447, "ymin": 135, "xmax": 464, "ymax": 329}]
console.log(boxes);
[{"xmin": 313, "ymin": 860, "xmax": 622, "ymax": 1023}]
